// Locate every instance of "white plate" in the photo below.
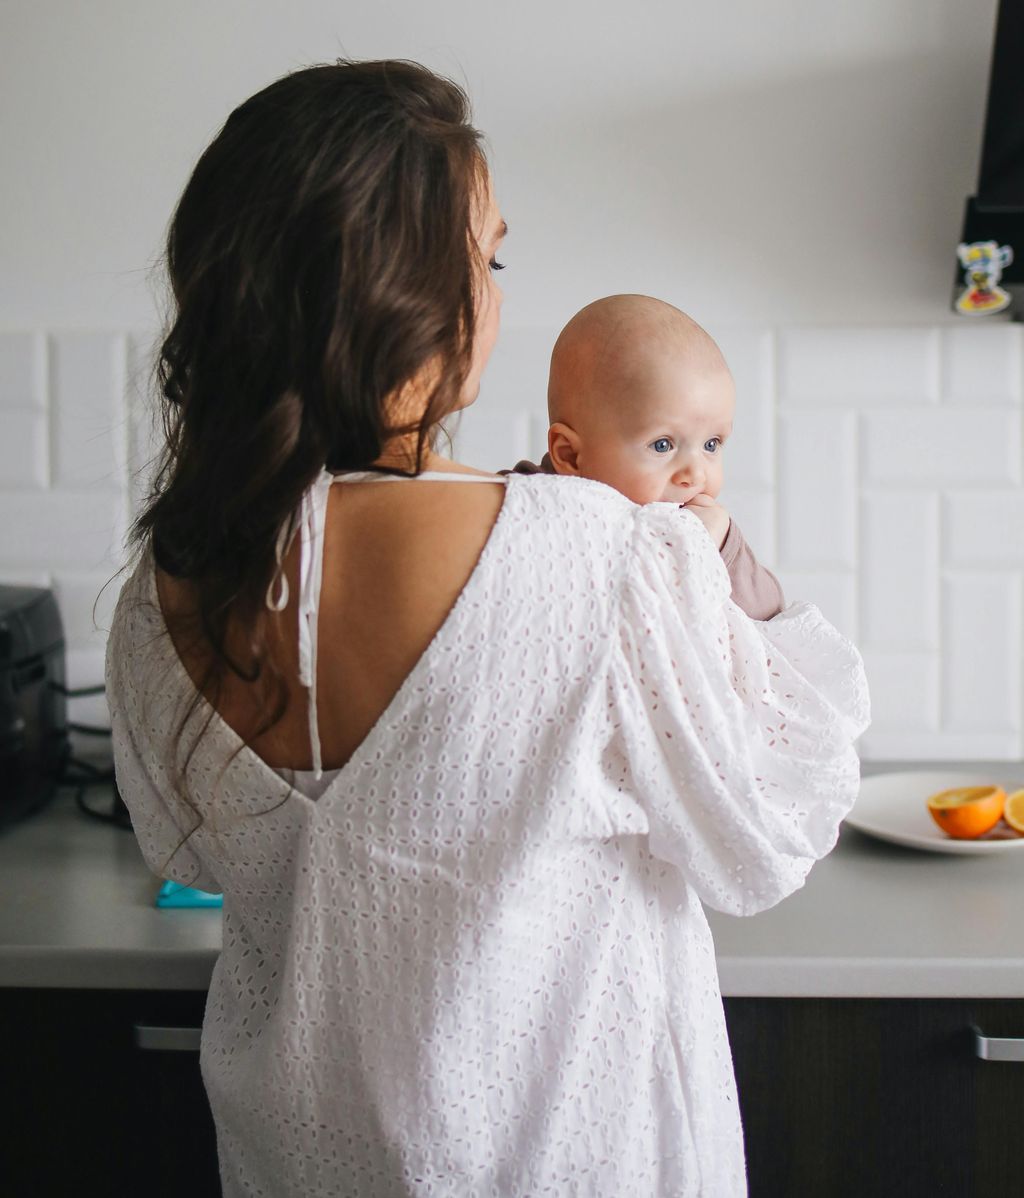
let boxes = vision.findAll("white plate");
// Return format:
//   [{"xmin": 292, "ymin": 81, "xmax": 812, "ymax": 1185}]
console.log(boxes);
[{"xmin": 844, "ymin": 770, "xmax": 1024, "ymax": 854}]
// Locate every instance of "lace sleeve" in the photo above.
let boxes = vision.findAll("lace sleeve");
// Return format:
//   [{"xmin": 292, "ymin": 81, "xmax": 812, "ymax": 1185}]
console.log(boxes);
[
  {"xmin": 105, "ymin": 592, "xmax": 222, "ymax": 894},
  {"xmin": 607, "ymin": 502, "xmax": 870, "ymax": 916}
]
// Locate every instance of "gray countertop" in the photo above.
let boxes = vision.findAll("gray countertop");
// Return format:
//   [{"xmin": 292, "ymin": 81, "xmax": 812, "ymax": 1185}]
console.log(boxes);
[
  {"xmin": 3, "ymin": 765, "xmax": 1023, "ymax": 997},
  {"xmin": 2, "ymin": 788, "xmax": 221, "ymax": 991}
]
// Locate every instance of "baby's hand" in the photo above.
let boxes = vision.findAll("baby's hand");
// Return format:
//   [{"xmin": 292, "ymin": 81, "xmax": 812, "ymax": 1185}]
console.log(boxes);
[{"xmin": 681, "ymin": 494, "xmax": 730, "ymax": 550}]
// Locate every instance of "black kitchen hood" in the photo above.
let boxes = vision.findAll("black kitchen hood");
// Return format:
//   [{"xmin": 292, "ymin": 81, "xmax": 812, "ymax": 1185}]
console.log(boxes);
[{"xmin": 954, "ymin": 0, "xmax": 1024, "ymax": 318}]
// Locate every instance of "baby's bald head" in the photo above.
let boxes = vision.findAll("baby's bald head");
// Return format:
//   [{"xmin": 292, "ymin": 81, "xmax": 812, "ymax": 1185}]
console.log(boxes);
[
  {"xmin": 547, "ymin": 295, "xmax": 727, "ymax": 434},
  {"xmin": 544, "ymin": 295, "xmax": 735, "ymax": 505}
]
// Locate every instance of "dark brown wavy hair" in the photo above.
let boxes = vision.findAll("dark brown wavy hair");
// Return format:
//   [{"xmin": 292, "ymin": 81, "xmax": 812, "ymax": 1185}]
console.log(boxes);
[{"xmin": 130, "ymin": 59, "xmax": 486, "ymax": 793}]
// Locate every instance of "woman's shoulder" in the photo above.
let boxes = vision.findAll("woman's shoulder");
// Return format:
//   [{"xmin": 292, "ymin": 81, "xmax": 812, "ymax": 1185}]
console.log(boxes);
[
  {"xmin": 104, "ymin": 546, "xmax": 175, "ymax": 697},
  {"xmin": 502, "ymin": 472, "xmax": 641, "ymax": 570},
  {"xmin": 106, "ymin": 548, "xmax": 151, "ymax": 639},
  {"xmin": 505, "ymin": 469, "xmax": 636, "ymax": 520},
  {"xmin": 504, "ymin": 473, "xmax": 716, "ymax": 575}
]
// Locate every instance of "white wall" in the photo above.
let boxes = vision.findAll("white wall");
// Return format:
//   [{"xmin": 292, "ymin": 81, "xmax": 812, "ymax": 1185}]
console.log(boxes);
[
  {"xmin": 0, "ymin": 0, "xmax": 1002, "ymax": 330},
  {"xmin": 3, "ymin": 1, "xmax": 1021, "ymax": 760}
]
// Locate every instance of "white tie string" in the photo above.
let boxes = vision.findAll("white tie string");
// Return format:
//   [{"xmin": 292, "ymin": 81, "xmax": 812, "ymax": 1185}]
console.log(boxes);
[
  {"xmin": 265, "ymin": 519, "xmax": 294, "ymax": 612},
  {"xmin": 265, "ymin": 467, "xmax": 334, "ymax": 780},
  {"xmin": 296, "ymin": 469, "xmax": 333, "ymax": 780}
]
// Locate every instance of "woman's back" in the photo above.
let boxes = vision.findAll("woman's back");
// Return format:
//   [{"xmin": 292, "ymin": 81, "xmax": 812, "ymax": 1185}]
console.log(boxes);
[{"xmin": 156, "ymin": 466, "xmax": 508, "ymax": 776}]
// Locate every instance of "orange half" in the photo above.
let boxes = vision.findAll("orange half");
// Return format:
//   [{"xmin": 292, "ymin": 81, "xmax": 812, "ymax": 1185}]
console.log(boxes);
[
  {"xmin": 1004, "ymin": 789, "xmax": 1024, "ymax": 835},
  {"xmin": 926, "ymin": 785, "xmax": 1006, "ymax": 839}
]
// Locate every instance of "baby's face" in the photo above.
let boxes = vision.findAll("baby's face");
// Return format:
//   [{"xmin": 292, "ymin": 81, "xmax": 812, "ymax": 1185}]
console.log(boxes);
[{"xmin": 573, "ymin": 355, "xmax": 735, "ymax": 506}]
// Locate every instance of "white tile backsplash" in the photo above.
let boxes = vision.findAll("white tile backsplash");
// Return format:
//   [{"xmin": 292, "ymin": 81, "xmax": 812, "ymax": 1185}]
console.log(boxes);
[
  {"xmin": 0, "ymin": 490, "xmax": 126, "ymax": 570},
  {"xmin": 860, "ymin": 651, "xmax": 940, "ymax": 733},
  {"xmin": 51, "ymin": 333, "xmax": 128, "ymax": 490},
  {"xmin": 943, "ymin": 490, "xmax": 1024, "ymax": 567},
  {"xmin": 862, "ymin": 407, "xmax": 1021, "ymax": 485},
  {"xmin": 771, "ymin": 570, "xmax": 858, "ymax": 643},
  {"xmin": 51, "ymin": 571, "xmax": 122, "ymax": 651},
  {"xmin": 126, "ymin": 330, "xmax": 163, "ymax": 518},
  {"xmin": 779, "ymin": 328, "xmax": 940, "ymax": 406},
  {"xmin": 64, "ymin": 648, "xmax": 111, "ymax": 726},
  {"xmin": 941, "ymin": 325, "xmax": 1023, "ymax": 406},
  {"xmin": 0, "ymin": 409, "xmax": 48, "ymax": 488},
  {"xmin": 718, "ymin": 487, "xmax": 776, "ymax": 569},
  {"xmin": 859, "ymin": 729, "xmax": 1023, "ymax": 761},
  {"xmin": 777, "ymin": 409, "xmax": 857, "ymax": 568},
  {"xmin": 4, "ymin": 321, "xmax": 1024, "ymax": 759},
  {"xmin": 714, "ymin": 328, "xmax": 775, "ymax": 486},
  {"xmin": 527, "ymin": 413, "xmax": 551, "ymax": 465},
  {"xmin": 860, "ymin": 492, "xmax": 939, "ymax": 651},
  {"xmin": 474, "ymin": 327, "xmax": 552, "ymax": 419},
  {"xmin": 450, "ymin": 407, "xmax": 531, "ymax": 474},
  {"xmin": 942, "ymin": 572, "xmax": 1022, "ymax": 735},
  {"xmin": 0, "ymin": 331, "xmax": 46, "ymax": 409}
]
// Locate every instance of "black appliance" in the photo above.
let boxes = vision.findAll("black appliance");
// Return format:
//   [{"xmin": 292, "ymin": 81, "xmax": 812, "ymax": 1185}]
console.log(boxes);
[
  {"xmin": 954, "ymin": 0, "xmax": 1024, "ymax": 316},
  {"xmin": 0, "ymin": 585, "xmax": 69, "ymax": 828}
]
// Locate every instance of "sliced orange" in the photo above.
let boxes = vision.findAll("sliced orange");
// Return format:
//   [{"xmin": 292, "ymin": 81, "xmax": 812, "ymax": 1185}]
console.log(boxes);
[
  {"xmin": 926, "ymin": 785, "xmax": 1005, "ymax": 839},
  {"xmin": 1004, "ymin": 789, "xmax": 1024, "ymax": 835}
]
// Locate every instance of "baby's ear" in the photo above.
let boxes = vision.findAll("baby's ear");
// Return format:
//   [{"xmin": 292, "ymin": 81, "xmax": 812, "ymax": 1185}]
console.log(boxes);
[{"xmin": 548, "ymin": 422, "xmax": 582, "ymax": 474}]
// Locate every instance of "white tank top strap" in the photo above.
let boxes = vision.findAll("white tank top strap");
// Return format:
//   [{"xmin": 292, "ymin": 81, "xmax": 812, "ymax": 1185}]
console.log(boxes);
[
  {"xmin": 264, "ymin": 466, "xmax": 507, "ymax": 779},
  {"xmin": 332, "ymin": 469, "xmax": 508, "ymax": 484}
]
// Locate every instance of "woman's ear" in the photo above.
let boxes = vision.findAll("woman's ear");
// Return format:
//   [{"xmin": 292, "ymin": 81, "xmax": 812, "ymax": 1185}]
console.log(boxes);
[{"xmin": 548, "ymin": 422, "xmax": 582, "ymax": 474}]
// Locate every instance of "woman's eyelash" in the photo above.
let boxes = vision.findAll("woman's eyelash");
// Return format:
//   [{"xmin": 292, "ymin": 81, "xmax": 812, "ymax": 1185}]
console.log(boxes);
[{"xmin": 489, "ymin": 258, "xmax": 506, "ymax": 271}]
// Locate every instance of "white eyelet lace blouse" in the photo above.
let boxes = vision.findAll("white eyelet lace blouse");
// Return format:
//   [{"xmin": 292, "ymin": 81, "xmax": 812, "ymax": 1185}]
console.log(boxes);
[{"xmin": 105, "ymin": 468, "xmax": 870, "ymax": 1198}]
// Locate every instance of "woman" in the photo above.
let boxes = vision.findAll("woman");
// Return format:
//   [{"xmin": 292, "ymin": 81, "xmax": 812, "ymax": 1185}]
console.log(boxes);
[{"xmin": 106, "ymin": 59, "xmax": 869, "ymax": 1197}]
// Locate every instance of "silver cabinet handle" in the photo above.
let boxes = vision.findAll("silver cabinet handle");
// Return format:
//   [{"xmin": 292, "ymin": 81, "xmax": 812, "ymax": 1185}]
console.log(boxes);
[
  {"xmin": 973, "ymin": 1026, "xmax": 1024, "ymax": 1062},
  {"xmin": 134, "ymin": 1024, "xmax": 202, "ymax": 1052}
]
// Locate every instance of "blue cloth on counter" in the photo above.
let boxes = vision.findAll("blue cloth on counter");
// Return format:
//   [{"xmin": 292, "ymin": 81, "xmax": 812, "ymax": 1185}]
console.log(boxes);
[{"xmin": 156, "ymin": 879, "xmax": 223, "ymax": 908}]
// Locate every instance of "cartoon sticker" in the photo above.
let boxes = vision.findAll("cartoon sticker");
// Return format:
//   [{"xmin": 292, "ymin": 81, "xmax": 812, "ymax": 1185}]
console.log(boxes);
[{"xmin": 956, "ymin": 240, "xmax": 1014, "ymax": 316}]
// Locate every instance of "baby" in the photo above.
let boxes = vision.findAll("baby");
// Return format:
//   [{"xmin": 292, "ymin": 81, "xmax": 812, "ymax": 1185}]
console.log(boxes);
[{"xmin": 502, "ymin": 294, "xmax": 784, "ymax": 621}]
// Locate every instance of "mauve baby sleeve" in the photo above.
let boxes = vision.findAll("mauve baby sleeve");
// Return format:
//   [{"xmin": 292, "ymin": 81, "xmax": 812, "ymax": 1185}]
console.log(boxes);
[{"xmin": 717, "ymin": 518, "xmax": 786, "ymax": 620}]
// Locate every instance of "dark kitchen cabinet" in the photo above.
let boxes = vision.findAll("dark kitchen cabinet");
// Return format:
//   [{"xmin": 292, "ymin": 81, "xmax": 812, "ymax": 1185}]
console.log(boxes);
[
  {"xmin": 3, "ymin": 988, "xmax": 219, "ymax": 1197},
  {"xmin": 724, "ymin": 997, "xmax": 1024, "ymax": 1198},
  {"xmin": 3, "ymin": 989, "xmax": 1021, "ymax": 1196}
]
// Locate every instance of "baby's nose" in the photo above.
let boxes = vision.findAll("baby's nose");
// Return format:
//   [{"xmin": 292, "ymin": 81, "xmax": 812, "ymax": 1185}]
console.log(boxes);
[{"xmin": 673, "ymin": 457, "xmax": 705, "ymax": 487}]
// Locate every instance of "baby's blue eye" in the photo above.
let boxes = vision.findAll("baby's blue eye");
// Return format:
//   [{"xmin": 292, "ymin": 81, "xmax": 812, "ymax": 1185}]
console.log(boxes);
[
  {"xmin": 704, "ymin": 438, "xmax": 721, "ymax": 453},
  {"xmin": 651, "ymin": 438, "xmax": 673, "ymax": 454}
]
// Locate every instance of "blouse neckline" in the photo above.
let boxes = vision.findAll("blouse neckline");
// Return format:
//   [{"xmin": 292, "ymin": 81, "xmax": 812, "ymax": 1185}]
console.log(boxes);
[{"xmin": 146, "ymin": 471, "xmax": 519, "ymax": 801}]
